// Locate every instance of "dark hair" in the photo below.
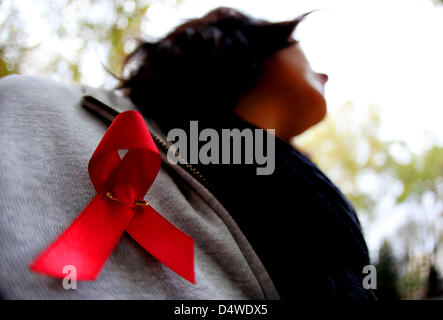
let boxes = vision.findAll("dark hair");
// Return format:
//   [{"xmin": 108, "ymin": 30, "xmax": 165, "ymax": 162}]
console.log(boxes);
[{"xmin": 119, "ymin": 7, "xmax": 309, "ymax": 126}]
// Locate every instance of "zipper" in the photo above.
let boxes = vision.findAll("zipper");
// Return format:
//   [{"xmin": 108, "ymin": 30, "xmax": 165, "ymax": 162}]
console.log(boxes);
[{"xmin": 150, "ymin": 132, "xmax": 209, "ymax": 187}]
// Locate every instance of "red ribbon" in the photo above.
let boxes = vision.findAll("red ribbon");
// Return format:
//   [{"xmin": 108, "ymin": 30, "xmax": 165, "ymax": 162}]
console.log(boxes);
[{"xmin": 30, "ymin": 110, "xmax": 195, "ymax": 283}]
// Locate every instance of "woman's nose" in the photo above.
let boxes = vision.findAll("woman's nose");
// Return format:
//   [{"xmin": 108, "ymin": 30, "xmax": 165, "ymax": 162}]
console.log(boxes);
[{"xmin": 316, "ymin": 72, "xmax": 329, "ymax": 84}]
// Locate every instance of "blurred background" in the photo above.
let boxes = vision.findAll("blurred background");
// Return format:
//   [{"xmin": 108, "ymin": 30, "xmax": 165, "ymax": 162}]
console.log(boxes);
[{"xmin": 1, "ymin": 0, "xmax": 443, "ymax": 299}]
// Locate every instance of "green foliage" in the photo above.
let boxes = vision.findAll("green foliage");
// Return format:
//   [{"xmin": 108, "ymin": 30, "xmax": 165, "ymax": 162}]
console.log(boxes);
[
  {"xmin": 0, "ymin": 0, "xmax": 156, "ymax": 82},
  {"xmin": 0, "ymin": 3, "xmax": 36, "ymax": 77},
  {"xmin": 398, "ymin": 264, "xmax": 428, "ymax": 299},
  {"xmin": 427, "ymin": 265, "xmax": 442, "ymax": 298},
  {"xmin": 0, "ymin": 55, "xmax": 15, "ymax": 77},
  {"xmin": 105, "ymin": 1, "xmax": 150, "ymax": 77},
  {"xmin": 376, "ymin": 240, "xmax": 401, "ymax": 300},
  {"xmin": 296, "ymin": 102, "xmax": 391, "ymax": 217},
  {"xmin": 394, "ymin": 145, "xmax": 443, "ymax": 203}
]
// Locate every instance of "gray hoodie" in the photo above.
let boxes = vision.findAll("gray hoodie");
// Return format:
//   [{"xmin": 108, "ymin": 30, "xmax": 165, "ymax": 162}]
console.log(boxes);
[{"xmin": 0, "ymin": 75, "xmax": 279, "ymax": 299}]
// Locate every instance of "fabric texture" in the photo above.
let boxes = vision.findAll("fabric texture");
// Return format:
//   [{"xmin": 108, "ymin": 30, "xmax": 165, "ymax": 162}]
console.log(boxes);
[{"xmin": 0, "ymin": 75, "xmax": 279, "ymax": 299}]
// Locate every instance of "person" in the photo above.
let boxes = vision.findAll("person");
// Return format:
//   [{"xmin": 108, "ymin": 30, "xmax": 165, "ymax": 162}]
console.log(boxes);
[
  {"xmin": 119, "ymin": 7, "xmax": 375, "ymax": 300},
  {"xmin": 0, "ymin": 7, "xmax": 375, "ymax": 300}
]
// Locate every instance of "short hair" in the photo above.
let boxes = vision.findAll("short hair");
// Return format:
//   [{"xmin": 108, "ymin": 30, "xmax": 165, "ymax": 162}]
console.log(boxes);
[{"xmin": 119, "ymin": 7, "xmax": 309, "ymax": 126}]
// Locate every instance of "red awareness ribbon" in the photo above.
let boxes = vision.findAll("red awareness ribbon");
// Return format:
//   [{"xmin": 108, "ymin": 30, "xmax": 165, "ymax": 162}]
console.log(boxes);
[{"xmin": 30, "ymin": 110, "xmax": 195, "ymax": 283}]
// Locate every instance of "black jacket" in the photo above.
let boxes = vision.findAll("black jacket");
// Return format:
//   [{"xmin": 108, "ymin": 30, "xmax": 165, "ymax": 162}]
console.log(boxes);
[{"xmin": 182, "ymin": 114, "xmax": 377, "ymax": 300}]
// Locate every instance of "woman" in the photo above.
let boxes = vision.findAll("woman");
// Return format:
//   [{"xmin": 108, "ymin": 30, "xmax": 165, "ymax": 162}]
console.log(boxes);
[{"xmin": 119, "ymin": 7, "xmax": 375, "ymax": 299}]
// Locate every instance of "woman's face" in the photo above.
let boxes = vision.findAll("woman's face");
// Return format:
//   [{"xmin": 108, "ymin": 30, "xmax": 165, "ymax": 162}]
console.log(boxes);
[{"xmin": 261, "ymin": 43, "xmax": 328, "ymax": 137}]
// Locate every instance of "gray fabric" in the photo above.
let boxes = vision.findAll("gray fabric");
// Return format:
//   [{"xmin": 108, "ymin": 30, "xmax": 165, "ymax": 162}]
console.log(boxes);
[{"xmin": 0, "ymin": 74, "xmax": 279, "ymax": 300}]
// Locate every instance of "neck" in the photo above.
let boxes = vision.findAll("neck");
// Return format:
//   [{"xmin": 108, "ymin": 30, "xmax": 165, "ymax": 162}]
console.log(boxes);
[{"xmin": 234, "ymin": 93, "xmax": 292, "ymax": 142}]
